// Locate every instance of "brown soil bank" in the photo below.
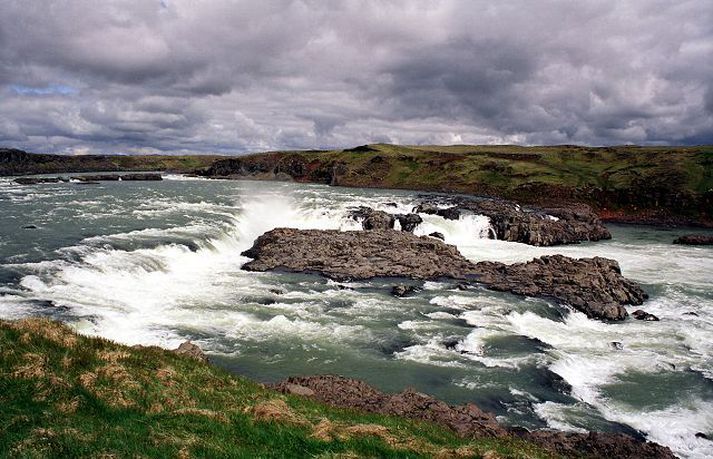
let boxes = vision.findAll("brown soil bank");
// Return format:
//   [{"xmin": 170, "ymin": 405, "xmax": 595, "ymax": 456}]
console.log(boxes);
[
  {"xmin": 241, "ymin": 228, "xmax": 648, "ymax": 320},
  {"xmin": 196, "ymin": 144, "xmax": 713, "ymax": 227}
]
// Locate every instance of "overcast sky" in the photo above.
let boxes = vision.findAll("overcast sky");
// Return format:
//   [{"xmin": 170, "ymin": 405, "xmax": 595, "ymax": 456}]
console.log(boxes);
[{"xmin": 1, "ymin": 1, "xmax": 712, "ymax": 154}]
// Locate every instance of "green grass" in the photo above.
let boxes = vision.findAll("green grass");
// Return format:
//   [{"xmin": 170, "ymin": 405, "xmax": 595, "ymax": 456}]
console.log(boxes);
[{"xmin": 0, "ymin": 318, "xmax": 554, "ymax": 458}]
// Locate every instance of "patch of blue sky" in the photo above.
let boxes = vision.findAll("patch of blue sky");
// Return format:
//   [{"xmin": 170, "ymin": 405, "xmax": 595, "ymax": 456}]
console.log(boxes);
[{"xmin": 9, "ymin": 84, "xmax": 77, "ymax": 96}]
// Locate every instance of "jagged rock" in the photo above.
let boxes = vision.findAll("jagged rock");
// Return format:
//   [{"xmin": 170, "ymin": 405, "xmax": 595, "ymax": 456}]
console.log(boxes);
[
  {"xmin": 272, "ymin": 375, "xmax": 507, "ymax": 437},
  {"xmin": 414, "ymin": 197, "xmax": 611, "ymax": 246},
  {"xmin": 413, "ymin": 203, "xmax": 461, "ymax": 220},
  {"xmin": 632, "ymin": 310, "xmax": 660, "ymax": 321},
  {"xmin": 673, "ymin": 234, "xmax": 713, "ymax": 245},
  {"xmin": 442, "ymin": 337, "xmax": 461, "ymax": 350},
  {"xmin": 271, "ymin": 375, "xmax": 674, "ymax": 458},
  {"xmin": 428, "ymin": 231, "xmax": 445, "ymax": 240},
  {"xmin": 347, "ymin": 206, "xmax": 395, "ymax": 230},
  {"xmin": 391, "ymin": 284, "xmax": 417, "ymax": 297},
  {"xmin": 395, "ymin": 213, "xmax": 423, "ymax": 232},
  {"xmin": 174, "ymin": 341, "xmax": 207, "ymax": 361},
  {"xmin": 472, "ymin": 255, "xmax": 647, "ymax": 320},
  {"xmin": 241, "ymin": 228, "xmax": 647, "ymax": 320},
  {"xmin": 610, "ymin": 341, "xmax": 624, "ymax": 350},
  {"xmin": 518, "ymin": 430, "xmax": 675, "ymax": 459}
]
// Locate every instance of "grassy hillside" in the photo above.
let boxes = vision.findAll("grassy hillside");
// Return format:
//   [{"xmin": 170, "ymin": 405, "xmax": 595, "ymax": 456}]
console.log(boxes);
[
  {"xmin": 0, "ymin": 148, "xmax": 221, "ymax": 176},
  {"xmin": 0, "ymin": 318, "xmax": 550, "ymax": 458},
  {"xmin": 202, "ymin": 144, "xmax": 713, "ymax": 226}
]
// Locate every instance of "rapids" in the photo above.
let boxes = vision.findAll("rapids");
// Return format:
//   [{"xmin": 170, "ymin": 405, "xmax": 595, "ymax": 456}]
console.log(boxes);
[{"xmin": 1, "ymin": 174, "xmax": 711, "ymax": 457}]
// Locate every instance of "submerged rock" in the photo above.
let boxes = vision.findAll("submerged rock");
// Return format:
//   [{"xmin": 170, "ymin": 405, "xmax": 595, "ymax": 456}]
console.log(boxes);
[
  {"xmin": 241, "ymin": 228, "xmax": 647, "ymax": 321},
  {"xmin": 632, "ymin": 309, "xmax": 660, "ymax": 321},
  {"xmin": 395, "ymin": 213, "xmax": 423, "ymax": 232},
  {"xmin": 272, "ymin": 375, "xmax": 674, "ymax": 458},
  {"xmin": 391, "ymin": 284, "xmax": 417, "ymax": 297},
  {"xmin": 673, "ymin": 234, "xmax": 713, "ymax": 245},
  {"xmin": 415, "ymin": 198, "xmax": 611, "ymax": 246},
  {"xmin": 347, "ymin": 206, "xmax": 395, "ymax": 230}
]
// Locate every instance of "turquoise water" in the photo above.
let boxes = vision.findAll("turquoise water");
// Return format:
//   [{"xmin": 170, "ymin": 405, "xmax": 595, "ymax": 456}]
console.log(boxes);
[{"xmin": 1, "ymin": 175, "xmax": 711, "ymax": 457}]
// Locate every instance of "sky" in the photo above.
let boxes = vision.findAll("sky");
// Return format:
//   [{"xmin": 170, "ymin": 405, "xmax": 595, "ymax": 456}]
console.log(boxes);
[{"xmin": 0, "ymin": 0, "xmax": 712, "ymax": 155}]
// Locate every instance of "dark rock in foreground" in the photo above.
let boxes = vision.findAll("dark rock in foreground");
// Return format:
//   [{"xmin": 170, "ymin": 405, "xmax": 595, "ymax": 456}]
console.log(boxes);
[
  {"xmin": 415, "ymin": 198, "xmax": 611, "ymax": 246},
  {"xmin": 272, "ymin": 375, "xmax": 674, "ymax": 459},
  {"xmin": 241, "ymin": 228, "xmax": 647, "ymax": 320},
  {"xmin": 673, "ymin": 234, "xmax": 713, "ymax": 245}
]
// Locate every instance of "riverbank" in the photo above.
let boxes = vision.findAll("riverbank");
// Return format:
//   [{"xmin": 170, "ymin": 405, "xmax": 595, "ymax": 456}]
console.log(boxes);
[
  {"xmin": 3, "ymin": 145, "xmax": 712, "ymax": 227},
  {"xmin": 0, "ymin": 318, "xmax": 675, "ymax": 458}
]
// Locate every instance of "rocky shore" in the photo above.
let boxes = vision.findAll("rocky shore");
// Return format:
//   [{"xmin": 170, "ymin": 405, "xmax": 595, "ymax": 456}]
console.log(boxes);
[
  {"xmin": 241, "ymin": 228, "xmax": 648, "ymax": 320},
  {"xmin": 673, "ymin": 234, "xmax": 713, "ymax": 245},
  {"xmin": 273, "ymin": 375, "xmax": 675, "ymax": 459}
]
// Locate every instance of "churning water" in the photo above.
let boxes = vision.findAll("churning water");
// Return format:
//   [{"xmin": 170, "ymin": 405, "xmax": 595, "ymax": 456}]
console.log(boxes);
[{"xmin": 1, "ymin": 175, "xmax": 711, "ymax": 457}]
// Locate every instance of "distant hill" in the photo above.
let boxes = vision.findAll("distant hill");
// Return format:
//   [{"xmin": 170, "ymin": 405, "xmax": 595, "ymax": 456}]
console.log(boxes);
[
  {"xmin": 3, "ymin": 144, "xmax": 712, "ymax": 226},
  {"xmin": 0, "ymin": 148, "xmax": 221, "ymax": 176},
  {"xmin": 198, "ymin": 144, "xmax": 713, "ymax": 227}
]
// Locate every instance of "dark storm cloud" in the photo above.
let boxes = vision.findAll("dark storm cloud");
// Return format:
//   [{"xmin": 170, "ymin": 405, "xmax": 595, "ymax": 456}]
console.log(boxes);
[{"xmin": 0, "ymin": 0, "xmax": 711, "ymax": 154}]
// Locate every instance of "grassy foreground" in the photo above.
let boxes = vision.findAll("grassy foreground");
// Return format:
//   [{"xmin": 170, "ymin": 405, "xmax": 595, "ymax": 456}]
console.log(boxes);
[{"xmin": 0, "ymin": 318, "xmax": 552, "ymax": 459}]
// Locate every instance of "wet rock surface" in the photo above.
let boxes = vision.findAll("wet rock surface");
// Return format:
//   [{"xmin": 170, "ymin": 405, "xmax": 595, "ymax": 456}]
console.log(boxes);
[
  {"xmin": 673, "ymin": 234, "xmax": 713, "ymax": 245},
  {"xmin": 472, "ymin": 255, "xmax": 647, "ymax": 321},
  {"xmin": 632, "ymin": 309, "xmax": 660, "ymax": 321},
  {"xmin": 241, "ymin": 228, "xmax": 647, "ymax": 320},
  {"xmin": 414, "ymin": 197, "xmax": 611, "ymax": 246},
  {"xmin": 272, "ymin": 375, "xmax": 674, "ymax": 459}
]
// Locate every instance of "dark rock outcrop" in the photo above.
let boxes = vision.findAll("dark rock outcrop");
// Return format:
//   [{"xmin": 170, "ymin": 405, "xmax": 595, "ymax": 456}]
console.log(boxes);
[
  {"xmin": 414, "ymin": 198, "xmax": 610, "ymax": 246},
  {"xmin": 347, "ymin": 207, "xmax": 395, "ymax": 230},
  {"xmin": 673, "ymin": 234, "xmax": 713, "ymax": 245},
  {"xmin": 472, "ymin": 255, "xmax": 647, "ymax": 321},
  {"xmin": 428, "ymin": 231, "xmax": 445, "ymax": 240},
  {"xmin": 272, "ymin": 375, "xmax": 506, "ymax": 438},
  {"xmin": 391, "ymin": 285, "xmax": 417, "ymax": 297},
  {"xmin": 272, "ymin": 375, "xmax": 674, "ymax": 459},
  {"xmin": 241, "ymin": 228, "xmax": 647, "ymax": 320},
  {"xmin": 241, "ymin": 228, "xmax": 475, "ymax": 281},
  {"xmin": 632, "ymin": 310, "xmax": 660, "ymax": 321},
  {"xmin": 347, "ymin": 207, "xmax": 423, "ymax": 233},
  {"xmin": 518, "ymin": 429, "xmax": 675, "ymax": 459},
  {"xmin": 395, "ymin": 213, "xmax": 423, "ymax": 232}
]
